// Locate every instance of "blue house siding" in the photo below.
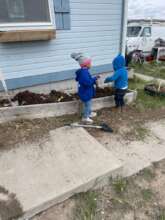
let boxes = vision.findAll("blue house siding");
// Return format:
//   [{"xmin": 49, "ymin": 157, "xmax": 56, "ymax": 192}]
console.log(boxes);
[
  {"xmin": 0, "ymin": 0, "xmax": 123, "ymax": 91},
  {"xmin": 0, "ymin": 64, "xmax": 113, "ymax": 90}
]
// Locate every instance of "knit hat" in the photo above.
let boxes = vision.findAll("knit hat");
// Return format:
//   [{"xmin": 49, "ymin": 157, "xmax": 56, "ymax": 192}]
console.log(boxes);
[{"xmin": 71, "ymin": 52, "xmax": 92, "ymax": 67}]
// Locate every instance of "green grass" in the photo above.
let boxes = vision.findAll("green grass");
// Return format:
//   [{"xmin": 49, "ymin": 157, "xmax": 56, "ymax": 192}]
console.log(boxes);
[
  {"xmin": 139, "ymin": 168, "xmax": 156, "ymax": 182},
  {"xmin": 129, "ymin": 77, "xmax": 165, "ymax": 110},
  {"xmin": 156, "ymin": 208, "xmax": 165, "ymax": 220},
  {"xmin": 158, "ymin": 215, "xmax": 165, "ymax": 220},
  {"xmin": 134, "ymin": 125, "xmax": 150, "ymax": 141},
  {"xmin": 159, "ymin": 214, "xmax": 165, "ymax": 220},
  {"xmin": 112, "ymin": 177, "xmax": 128, "ymax": 194},
  {"xmin": 141, "ymin": 189, "xmax": 153, "ymax": 201},
  {"xmin": 73, "ymin": 191, "xmax": 98, "ymax": 220},
  {"xmin": 130, "ymin": 62, "xmax": 165, "ymax": 80}
]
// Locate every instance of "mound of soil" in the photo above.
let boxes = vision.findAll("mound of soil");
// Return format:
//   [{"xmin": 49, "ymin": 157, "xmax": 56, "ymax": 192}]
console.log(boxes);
[
  {"xmin": 0, "ymin": 87, "xmax": 115, "ymax": 107},
  {"xmin": 95, "ymin": 87, "xmax": 115, "ymax": 98},
  {"xmin": 12, "ymin": 90, "xmax": 77, "ymax": 106},
  {"xmin": 49, "ymin": 90, "xmax": 78, "ymax": 103},
  {"xmin": 12, "ymin": 91, "xmax": 49, "ymax": 105},
  {"xmin": 144, "ymin": 84, "xmax": 165, "ymax": 97}
]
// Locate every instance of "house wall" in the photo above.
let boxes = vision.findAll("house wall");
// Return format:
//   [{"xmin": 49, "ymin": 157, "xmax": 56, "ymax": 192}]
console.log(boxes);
[{"xmin": 0, "ymin": 0, "xmax": 124, "ymax": 92}]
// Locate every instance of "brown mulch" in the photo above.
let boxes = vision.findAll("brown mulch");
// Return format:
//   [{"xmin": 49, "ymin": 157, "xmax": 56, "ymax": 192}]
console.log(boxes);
[
  {"xmin": 12, "ymin": 90, "xmax": 77, "ymax": 106},
  {"xmin": 0, "ymin": 87, "xmax": 115, "ymax": 107}
]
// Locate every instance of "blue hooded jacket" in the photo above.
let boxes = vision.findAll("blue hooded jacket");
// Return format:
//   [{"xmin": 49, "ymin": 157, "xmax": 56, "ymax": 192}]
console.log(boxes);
[
  {"xmin": 104, "ymin": 54, "xmax": 128, "ymax": 89},
  {"xmin": 75, "ymin": 68, "xmax": 97, "ymax": 102}
]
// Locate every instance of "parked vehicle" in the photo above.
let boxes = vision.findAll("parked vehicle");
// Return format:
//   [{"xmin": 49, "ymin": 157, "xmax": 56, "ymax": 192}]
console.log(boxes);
[
  {"xmin": 126, "ymin": 19, "xmax": 165, "ymax": 62},
  {"xmin": 147, "ymin": 47, "xmax": 165, "ymax": 62}
]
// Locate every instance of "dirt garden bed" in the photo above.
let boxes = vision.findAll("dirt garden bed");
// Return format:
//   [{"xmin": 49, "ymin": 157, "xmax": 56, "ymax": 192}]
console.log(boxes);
[
  {"xmin": 0, "ymin": 87, "xmax": 136, "ymax": 124},
  {"xmin": 0, "ymin": 87, "xmax": 115, "ymax": 107}
]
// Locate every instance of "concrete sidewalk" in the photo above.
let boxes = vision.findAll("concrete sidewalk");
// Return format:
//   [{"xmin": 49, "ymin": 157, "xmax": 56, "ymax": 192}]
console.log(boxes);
[
  {"xmin": 97, "ymin": 120, "xmax": 165, "ymax": 177},
  {"xmin": 0, "ymin": 127, "xmax": 122, "ymax": 220}
]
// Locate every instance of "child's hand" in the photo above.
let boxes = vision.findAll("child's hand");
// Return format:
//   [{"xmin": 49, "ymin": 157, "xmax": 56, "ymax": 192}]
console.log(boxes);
[{"xmin": 104, "ymin": 77, "xmax": 111, "ymax": 83}]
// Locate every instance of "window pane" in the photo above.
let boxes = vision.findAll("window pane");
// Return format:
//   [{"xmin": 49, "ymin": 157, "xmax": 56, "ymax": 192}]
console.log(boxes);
[
  {"xmin": 141, "ymin": 28, "xmax": 151, "ymax": 37},
  {"xmin": 0, "ymin": 0, "xmax": 51, "ymax": 23},
  {"xmin": 127, "ymin": 26, "xmax": 141, "ymax": 37},
  {"xmin": 7, "ymin": 0, "xmax": 25, "ymax": 19}
]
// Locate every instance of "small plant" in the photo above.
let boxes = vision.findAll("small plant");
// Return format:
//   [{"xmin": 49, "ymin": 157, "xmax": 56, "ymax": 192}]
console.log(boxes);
[
  {"xmin": 159, "ymin": 215, "xmax": 165, "ymax": 220},
  {"xmin": 73, "ymin": 191, "xmax": 98, "ymax": 220},
  {"xmin": 140, "ymin": 168, "xmax": 156, "ymax": 182},
  {"xmin": 156, "ymin": 208, "xmax": 165, "ymax": 220},
  {"xmin": 134, "ymin": 125, "xmax": 150, "ymax": 141},
  {"xmin": 141, "ymin": 189, "xmax": 153, "ymax": 201},
  {"xmin": 112, "ymin": 177, "xmax": 128, "ymax": 194}
]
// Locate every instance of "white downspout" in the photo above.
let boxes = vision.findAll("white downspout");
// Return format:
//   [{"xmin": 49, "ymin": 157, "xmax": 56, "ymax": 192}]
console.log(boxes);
[{"xmin": 121, "ymin": 0, "xmax": 128, "ymax": 55}]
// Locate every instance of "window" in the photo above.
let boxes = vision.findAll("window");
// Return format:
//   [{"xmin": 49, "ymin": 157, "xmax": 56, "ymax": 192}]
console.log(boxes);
[
  {"xmin": 141, "ymin": 27, "xmax": 151, "ymax": 37},
  {"xmin": 54, "ymin": 0, "xmax": 71, "ymax": 30},
  {"xmin": 127, "ymin": 26, "xmax": 141, "ymax": 37},
  {"xmin": 7, "ymin": 0, "xmax": 25, "ymax": 19},
  {"xmin": 0, "ymin": 0, "xmax": 55, "ymax": 42},
  {"xmin": 0, "ymin": 0, "xmax": 52, "ymax": 26}
]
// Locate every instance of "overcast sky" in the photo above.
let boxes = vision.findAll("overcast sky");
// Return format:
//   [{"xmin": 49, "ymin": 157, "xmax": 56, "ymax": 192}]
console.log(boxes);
[{"xmin": 128, "ymin": 0, "xmax": 165, "ymax": 19}]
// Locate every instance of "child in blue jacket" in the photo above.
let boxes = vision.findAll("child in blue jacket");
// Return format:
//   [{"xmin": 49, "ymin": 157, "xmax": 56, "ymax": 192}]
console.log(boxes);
[
  {"xmin": 71, "ymin": 53, "xmax": 99, "ymax": 123},
  {"xmin": 104, "ymin": 54, "xmax": 128, "ymax": 110}
]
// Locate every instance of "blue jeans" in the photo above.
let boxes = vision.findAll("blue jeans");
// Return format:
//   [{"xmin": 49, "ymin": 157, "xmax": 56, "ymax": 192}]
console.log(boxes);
[{"xmin": 83, "ymin": 100, "xmax": 92, "ymax": 118}]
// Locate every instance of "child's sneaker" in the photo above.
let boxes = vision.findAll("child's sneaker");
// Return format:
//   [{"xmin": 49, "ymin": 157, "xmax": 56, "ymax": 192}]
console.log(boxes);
[
  {"xmin": 82, "ymin": 117, "xmax": 93, "ymax": 124},
  {"xmin": 90, "ymin": 112, "xmax": 97, "ymax": 118}
]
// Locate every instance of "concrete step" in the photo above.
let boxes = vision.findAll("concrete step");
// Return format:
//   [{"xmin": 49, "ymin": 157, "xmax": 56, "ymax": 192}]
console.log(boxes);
[{"xmin": 0, "ymin": 127, "xmax": 122, "ymax": 220}]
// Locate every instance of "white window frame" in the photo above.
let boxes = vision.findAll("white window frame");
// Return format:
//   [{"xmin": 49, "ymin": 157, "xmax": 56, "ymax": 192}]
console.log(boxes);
[{"xmin": 0, "ymin": 0, "xmax": 55, "ymax": 31}]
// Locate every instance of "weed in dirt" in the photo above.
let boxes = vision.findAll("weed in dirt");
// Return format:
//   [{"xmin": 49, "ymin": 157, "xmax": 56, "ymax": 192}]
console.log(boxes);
[
  {"xmin": 73, "ymin": 191, "xmax": 98, "ymax": 220},
  {"xmin": 158, "ymin": 213, "xmax": 165, "ymax": 220},
  {"xmin": 141, "ymin": 189, "xmax": 153, "ymax": 201},
  {"xmin": 110, "ymin": 197, "xmax": 132, "ymax": 211},
  {"xmin": 112, "ymin": 177, "xmax": 128, "ymax": 195},
  {"xmin": 134, "ymin": 125, "xmax": 150, "ymax": 141},
  {"xmin": 155, "ymin": 208, "xmax": 165, "ymax": 220},
  {"xmin": 125, "ymin": 123, "xmax": 150, "ymax": 142},
  {"xmin": 139, "ymin": 168, "xmax": 156, "ymax": 182}
]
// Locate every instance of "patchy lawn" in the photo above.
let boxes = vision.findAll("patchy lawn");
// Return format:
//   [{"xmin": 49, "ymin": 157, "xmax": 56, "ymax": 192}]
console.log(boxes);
[
  {"xmin": 95, "ymin": 160, "xmax": 165, "ymax": 220},
  {"xmin": 130, "ymin": 61, "xmax": 165, "ymax": 80},
  {"xmin": 129, "ymin": 77, "xmax": 165, "ymax": 110},
  {"xmin": 33, "ymin": 160, "xmax": 165, "ymax": 220}
]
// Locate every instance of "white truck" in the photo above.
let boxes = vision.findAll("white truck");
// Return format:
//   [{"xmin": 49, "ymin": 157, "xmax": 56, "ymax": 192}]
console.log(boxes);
[{"xmin": 126, "ymin": 19, "xmax": 165, "ymax": 57}]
